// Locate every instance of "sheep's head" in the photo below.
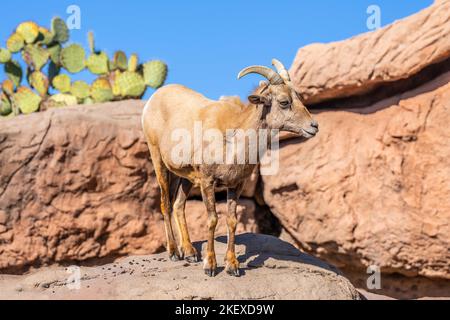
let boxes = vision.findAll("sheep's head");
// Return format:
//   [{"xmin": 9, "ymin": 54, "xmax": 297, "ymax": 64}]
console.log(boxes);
[{"xmin": 238, "ymin": 59, "xmax": 318, "ymax": 138}]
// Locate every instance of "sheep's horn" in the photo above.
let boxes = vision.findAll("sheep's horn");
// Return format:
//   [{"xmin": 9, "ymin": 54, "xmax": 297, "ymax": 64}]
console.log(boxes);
[
  {"xmin": 237, "ymin": 66, "xmax": 284, "ymax": 85},
  {"xmin": 271, "ymin": 59, "xmax": 291, "ymax": 83}
]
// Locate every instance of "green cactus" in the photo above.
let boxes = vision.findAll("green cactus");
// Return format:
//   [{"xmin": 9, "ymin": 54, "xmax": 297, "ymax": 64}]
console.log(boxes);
[
  {"xmin": 51, "ymin": 17, "xmax": 69, "ymax": 44},
  {"xmin": 49, "ymin": 93, "xmax": 78, "ymax": 107},
  {"xmin": 88, "ymin": 31, "xmax": 96, "ymax": 54},
  {"xmin": 128, "ymin": 54, "xmax": 139, "ymax": 72},
  {"xmin": 47, "ymin": 44, "xmax": 61, "ymax": 65},
  {"xmin": 0, "ymin": 92, "xmax": 12, "ymax": 116},
  {"xmin": 37, "ymin": 27, "xmax": 54, "ymax": 45},
  {"xmin": 52, "ymin": 74, "xmax": 71, "ymax": 93},
  {"xmin": 113, "ymin": 51, "xmax": 128, "ymax": 71},
  {"xmin": 2, "ymin": 79, "xmax": 15, "ymax": 96},
  {"xmin": 86, "ymin": 51, "xmax": 109, "ymax": 75},
  {"xmin": 70, "ymin": 80, "xmax": 90, "ymax": 100},
  {"xmin": 16, "ymin": 22, "xmax": 40, "ymax": 44},
  {"xmin": 143, "ymin": 60, "xmax": 168, "ymax": 89},
  {"xmin": 22, "ymin": 45, "xmax": 49, "ymax": 71},
  {"xmin": 0, "ymin": 48, "xmax": 12, "ymax": 64},
  {"xmin": 82, "ymin": 97, "xmax": 95, "ymax": 105},
  {"xmin": 13, "ymin": 86, "xmax": 42, "ymax": 114},
  {"xmin": 60, "ymin": 44, "xmax": 85, "ymax": 73},
  {"xmin": 117, "ymin": 71, "xmax": 146, "ymax": 98},
  {"xmin": 29, "ymin": 71, "xmax": 49, "ymax": 97},
  {"xmin": 4, "ymin": 60, "xmax": 23, "ymax": 88},
  {"xmin": 109, "ymin": 70, "xmax": 122, "ymax": 97},
  {"xmin": 6, "ymin": 33, "xmax": 25, "ymax": 53},
  {"xmin": 90, "ymin": 78, "xmax": 114, "ymax": 102}
]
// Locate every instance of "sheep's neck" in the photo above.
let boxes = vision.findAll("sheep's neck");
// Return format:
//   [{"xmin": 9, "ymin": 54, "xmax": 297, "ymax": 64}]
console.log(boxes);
[{"xmin": 237, "ymin": 104, "xmax": 266, "ymax": 132}]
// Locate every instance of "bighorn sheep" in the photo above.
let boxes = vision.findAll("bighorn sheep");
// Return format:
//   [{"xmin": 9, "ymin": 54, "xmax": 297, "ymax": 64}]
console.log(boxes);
[{"xmin": 142, "ymin": 59, "xmax": 318, "ymax": 277}]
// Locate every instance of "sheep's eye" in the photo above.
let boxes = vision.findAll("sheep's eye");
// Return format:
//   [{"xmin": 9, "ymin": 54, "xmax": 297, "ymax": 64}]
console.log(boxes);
[{"xmin": 280, "ymin": 100, "xmax": 290, "ymax": 108}]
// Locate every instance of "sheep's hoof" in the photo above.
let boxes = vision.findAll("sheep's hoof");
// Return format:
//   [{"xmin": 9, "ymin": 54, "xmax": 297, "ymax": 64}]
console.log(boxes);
[
  {"xmin": 226, "ymin": 267, "xmax": 240, "ymax": 277},
  {"xmin": 185, "ymin": 254, "xmax": 199, "ymax": 263},
  {"xmin": 169, "ymin": 253, "xmax": 181, "ymax": 262},
  {"xmin": 204, "ymin": 268, "xmax": 216, "ymax": 277}
]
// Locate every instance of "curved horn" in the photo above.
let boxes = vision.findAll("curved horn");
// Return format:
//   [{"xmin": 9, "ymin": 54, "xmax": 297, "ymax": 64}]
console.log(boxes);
[
  {"xmin": 271, "ymin": 58, "xmax": 291, "ymax": 82},
  {"xmin": 237, "ymin": 66, "xmax": 284, "ymax": 85}
]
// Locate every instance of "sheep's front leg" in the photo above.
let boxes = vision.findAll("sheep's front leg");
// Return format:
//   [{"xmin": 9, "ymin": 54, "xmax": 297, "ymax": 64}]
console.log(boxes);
[
  {"xmin": 200, "ymin": 180, "xmax": 218, "ymax": 277},
  {"xmin": 225, "ymin": 185, "xmax": 243, "ymax": 277}
]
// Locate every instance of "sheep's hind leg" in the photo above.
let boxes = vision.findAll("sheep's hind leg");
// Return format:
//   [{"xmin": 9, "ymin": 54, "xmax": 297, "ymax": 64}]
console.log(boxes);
[
  {"xmin": 173, "ymin": 178, "xmax": 198, "ymax": 263},
  {"xmin": 200, "ymin": 179, "xmax": 218, "ymax": 277},
  {"xmin": 224, "ymin": 184, "xmax": 244, "ymax": 277},
  {"xmin": 149, "ymin": 145, "xmax": 180, "ymax": 261}
]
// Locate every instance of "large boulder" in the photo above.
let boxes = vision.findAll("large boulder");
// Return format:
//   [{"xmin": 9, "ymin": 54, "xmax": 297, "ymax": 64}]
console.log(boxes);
[
  {"xmin": 262, "ymin": 78, "xmax": 450, "ymax": 280},
  {"xmin": 0, "ymin": 102, "xmax": 259, "ymax": 272},
  {"xmin": 0, "ymin": 234, "xmax": 361, "ymax": 300}
]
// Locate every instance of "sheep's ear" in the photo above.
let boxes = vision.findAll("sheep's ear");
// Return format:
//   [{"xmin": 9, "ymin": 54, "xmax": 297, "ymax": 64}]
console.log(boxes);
[{"xmin": 248, "ymin": 95, "xmax": 268, "ymax": 106}]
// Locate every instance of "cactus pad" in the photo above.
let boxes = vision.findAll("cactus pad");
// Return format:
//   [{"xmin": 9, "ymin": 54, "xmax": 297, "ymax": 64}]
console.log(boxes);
[
  {"xmin": 90, "ymin": 78, "xmax": 114, "ymax": 102},
  {"xmin": 29, "ymin": 71, "xmax": 49, "ymax": 97},
  {"xmin": 49, "ymin": 93, "xmax": 78, "ymax": 107},
  {"xmin": 60, "ymin": 44, "xmax": 86, "ymax": 73},
  {"xmin": 6, "ymin": 33, "xmax": 25, "ymax": 53},
  {"xmin": 70, "ymin": 80, "xmax": 90, "ymax": 100},
  {"xmin": 113, "ymin": 51, "xmax": 128, "ymax": 71},
  {"xmin": 86, "ymin": 52, "xmax": 109, "ymax": 75},
  {"xmin": 52, "ymin": 74, "xmax": 71, "ymax": 93},
  {"xmin": 2, "ymin": 79, "xmax": 15, "ymax": 96},
  {"xmin": 47, "ymin": 44, "xmax": 61, "ymax": 65},
  {"xmin": 22, "ymin": 45, "xmax": 49, "ymax": 70},
  {"xmin": 51, "ymin": 17, "xmax": 69, "ymax": 44},
  {"xmin": 117, "ymin": 71, "xmax": 146, "ymax": 98},
  {"xmin": 128, "ymin": 54, "xmax": 139, "ymax": 72},
  {"xmin": 0, "ymin": 92, "xmax": 12, "ymax": 116},
  {"xmin": 143, "ymin": 60, "xmax": 168, "ymax": 89},
  {"xmin": 0, "ymin": 48, "xmax": 12, "ymax": 64},
  {"xmin": 16, "ymin": 22, "xmax": 40, "ymax": 44},
  {"xmin": 88, "ymin": 31, "xmax": 96, "ymax": 54},
  {"xmin": 37, "ymin": 27, "xmax": 54, "ymax": 45},
  {"xmin": 13, "ymin": 86, "xmax": 42, "ymax": 114},
  {"xmin": 4, "ymin": 60, "xmax": 23, "ymax": 88}
]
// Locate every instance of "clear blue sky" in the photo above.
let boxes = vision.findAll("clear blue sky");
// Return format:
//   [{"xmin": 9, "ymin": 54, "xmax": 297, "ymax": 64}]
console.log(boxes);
[{"xmin": 0, "ymin": 0, "xmax": 432, "ymax": 100}]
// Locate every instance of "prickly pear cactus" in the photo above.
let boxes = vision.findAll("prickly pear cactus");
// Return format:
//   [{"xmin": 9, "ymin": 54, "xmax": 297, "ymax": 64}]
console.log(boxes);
[
  {"xmin": 4, "ymin": 60, "xmax": 23, "ymax": 87},
  {"xmin": 13, "ymin": 86, "xmax": 42, "ymax": 114},
  {"xmin": 113, "ymin": 51, "xmax": 128, "ymax": 71},
  {"xmin": 6, "ymin": 33, "xmax": 24, "ymax": 53},
  {"xmin": 128, "ymin": 54, "xmax": 139, "ymax": 72},
  {"xmin": 60, "ymin": 44, "xmax": 86, "ymax": 73},
  {"xmin": 0, "ymin": 48, "xmax": 12, "ymax": 64},
  {"xmin": 22, "ymin": 45, "xmax": 49, "ymax": 71},
  {"xmin": 90, "ymin": 78, "xmax": 114, "ymax": 102},
  {"xmin": 29, "ymin": 71, "xmax": 49, "ymax": 97},
  {"xmin": 51, "ymin": 17, "xmax": 69, "ymax": 44},
  {"xmin": 16, "ymin": 22, "xmax": 40, "ymax": 44},
  {"xmin": 37, "ymin": 27, "xmax": 54, "ymax": 45},
  {"xmin": 0, "ymin": 92, "xmax": 12, "ymax": 116},
  {"xmin": 52, "ymin": 74, "xmax": 71, "ymax": 93},
  {"xmin": 49, "ymin": 93, "xmax": 78, "ymax": 107},
  {"xmin": 143, "ymin": 60, "xmax": 168, "ymax": 89},
  {"xmin": 117, "ymin": 71, "xmax": 146, "ymax": 98},
  {"xmin": 2, "ymin": 79, "xmax": 15, "ymax": 96},
  {"xmin": 47, "ymin": 44, "xmax": 61, "ymax": 65},
  {"xmin": 70, "ymin": 80, "xmax": 90, "ymax": 100},
  {"xmin": 86, "ymin": 51, "xmax": 109, "ymax": 75},
  {"xmin": 0, "ymin": 17, "xmax": 168, "ymax": 116},
  {"xmin": 88, "ymin": 31, "xmax": 96, "ymax": 54}
]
